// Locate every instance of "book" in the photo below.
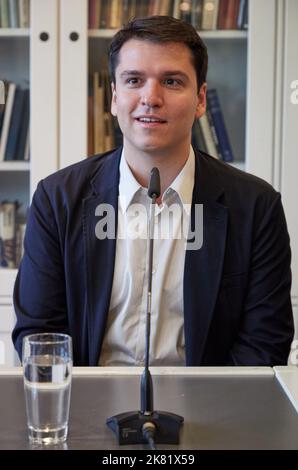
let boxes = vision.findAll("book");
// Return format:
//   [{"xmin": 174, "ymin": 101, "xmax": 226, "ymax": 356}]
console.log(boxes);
[
  {"xmin": 192, "ymin": 118, "xmax": 208, "ymax": 154},
  {"xmin": 8, "ymin": 0, "xmax": 19, "ymax": 27},
  {"xmin": 0, "ymin": 82, "xmax": 16, "ymax": 162},
  {"xmin": 88, "ymin": 0, "xmax": 101, "ymax": 29},
  {"xmin": 207, "ymin": 88, "xmax": 234, "ymax": 162},
  {"xmin": 15, "ymin": 87, "xmax": 29, "ymax": 160},
  {"xmin": 0, "ymin": 0, "xmax": 9, "ymax": 28},
  {"xmin": 0, "ymin": 80, "xmax": 8, "ymax": 135},
  {"xmin": 172, "ymin": 0, "xmax": 181, "ymax": 18},
  {"xmin": 237, "ymin": 0, "xmax": 248, "ymax": 30},
  {"xmin": 206, "ymin": 104, "xmax": 222, "ymax": 159},
  {"xmin": 103, "ymin": 70, "xmax": 115, "ymax": 151},
  {"xmin": 179, "ymin": 0, "xmax": 192, "ymax": 24},
  {"xmin": 93, "ymin": 71, "xmax": 105, "ymax": 153},
  {"xmin": 217, "ymin": 0, "xmax": 229, "ymax": 29},
  {"xmin": 23, "ymin": 125, "xmax": 30, "ymax": 161},
  {"xmin": 201, "ymin": 0, "xmax": 219, "ymax": 30},
  {"xmin": 223, "ymin": 0, "xmax": 240, "ymax": 30},
  {"xmin": 15, "ymin": 221, "xmax": 26, "ymax": 266},
  {"xmin": 198, "ymin": 113, "xmax": 219, "ymax": 158},
  {"xmin": 109, "ymin": 0, "xmax": 122, "ymax": 29},
  {"xmin": 0, "ymin": 201, "xmax": 16, "ymax": 268},
  {"xmin": 4, "ymin": 87, "xmax": 26, "ymax": 160},
  {"xmin": 191, "ymin": 0, "xmax": 203, "ymax": 30},
  {"xmin": 19, "ymin": 0, "xmax": 30, "ymax": 28}
]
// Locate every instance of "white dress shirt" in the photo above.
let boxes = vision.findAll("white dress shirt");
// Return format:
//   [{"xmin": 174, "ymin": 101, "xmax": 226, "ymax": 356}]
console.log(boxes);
[{"xmin": 99, "ymin": 147, "xmax": 195, "ymax": 366}]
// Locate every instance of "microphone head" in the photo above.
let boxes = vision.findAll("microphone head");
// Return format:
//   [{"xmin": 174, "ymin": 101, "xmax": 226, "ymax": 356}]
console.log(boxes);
[{"xmin": 148, "ymin": 167, "xmax": 161, "ymax": 199}]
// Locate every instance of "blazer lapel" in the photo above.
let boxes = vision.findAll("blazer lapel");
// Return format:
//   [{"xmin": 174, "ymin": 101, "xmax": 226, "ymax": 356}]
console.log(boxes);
[
  {"xmin": 82, "ymin": 148, "xmax": 121, "ymax": 365},
  {"xmin": 184, "ymin": 152, "xmax": 228, "ymax": 365}
]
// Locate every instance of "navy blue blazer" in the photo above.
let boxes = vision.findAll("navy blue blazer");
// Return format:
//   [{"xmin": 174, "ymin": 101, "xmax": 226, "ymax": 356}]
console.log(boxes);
[{"xmin": 12, "ymin": 148, "xmax": 294, "ymax": 365}]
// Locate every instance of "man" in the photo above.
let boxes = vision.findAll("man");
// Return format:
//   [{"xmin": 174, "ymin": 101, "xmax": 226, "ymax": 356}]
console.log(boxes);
[{"xmin": 12, "ymin": 16, "xmax": 293, "ymax": 366}]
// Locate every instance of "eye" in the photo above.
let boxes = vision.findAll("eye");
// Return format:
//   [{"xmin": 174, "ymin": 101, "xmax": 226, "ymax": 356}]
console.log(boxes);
[
  {"xmin": 164, "ymin": 78, "xmax": 181, "ymax": 87},
  {"xmin": 126, "ymin": 77, "xmax": 142, "ymax": 86}
]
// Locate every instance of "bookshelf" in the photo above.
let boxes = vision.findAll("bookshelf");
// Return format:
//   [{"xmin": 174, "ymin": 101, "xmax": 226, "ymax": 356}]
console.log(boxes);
[
  {"xmin": 0, "ymin": 0, "xmax": 58, "ymax": 366},
  {"xmin": 0, "ymin": 0, "xmax": 297, "ymax": 366},
  {"xmin": 0, "ymin": 13, "xmax": 30, "ymax": 363},
  {"xmin": 87, "ymin": 1, "xmax": 248, "ymax": 163},
  {"xmin": 88, "ymin": 29, "xmax": 248, "ymax": 39},
  {"xmin": 0, "ymin": 2, "xmax": 30, "ymax": 276},
  {"xmin": 0, "ymin": 161, "xmax": 29, "ymax": 171},
  {"xmin": 0, "ymin": 28, "xmax": 29, "ymax": 37}
]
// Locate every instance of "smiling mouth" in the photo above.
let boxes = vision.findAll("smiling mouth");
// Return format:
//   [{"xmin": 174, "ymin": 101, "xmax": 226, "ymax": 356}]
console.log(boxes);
[{"xmin": 135, "ymin": 117, "xmax": 167, "ymax": 124}]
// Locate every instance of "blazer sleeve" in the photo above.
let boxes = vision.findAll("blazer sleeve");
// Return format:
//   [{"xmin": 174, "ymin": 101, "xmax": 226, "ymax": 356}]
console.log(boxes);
[
  {"xmin": 12, "ymin": 180, "xmax": 68, "ymax": 360},
  {"xmin": 227, "ymin": 192, "xmax": 294, "ymax": 366}
]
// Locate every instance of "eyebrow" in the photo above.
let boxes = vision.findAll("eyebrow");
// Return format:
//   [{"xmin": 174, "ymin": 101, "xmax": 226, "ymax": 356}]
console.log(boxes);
[
  {"xmin": 119, "ymin": 70, "xmax": 189, "ymax": 80},
  {"xmin": 162, "ymin": 71, "xmax": 189, "ymax": 80},
  {"xmin": 120, "ymin": 70, "xmax": 144, "ymax": 78}
]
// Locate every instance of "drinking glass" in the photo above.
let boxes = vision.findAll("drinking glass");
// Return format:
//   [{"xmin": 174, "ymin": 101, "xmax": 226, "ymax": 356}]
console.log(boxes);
[{"xmin": 22, "ymin": 333, "xmax": 72, "ymax": 445}]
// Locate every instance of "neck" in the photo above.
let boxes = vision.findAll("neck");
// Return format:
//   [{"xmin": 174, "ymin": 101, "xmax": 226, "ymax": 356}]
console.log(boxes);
[{"xmin": 123, "ymin": 140, "xmax": 191, "ymax": 199}]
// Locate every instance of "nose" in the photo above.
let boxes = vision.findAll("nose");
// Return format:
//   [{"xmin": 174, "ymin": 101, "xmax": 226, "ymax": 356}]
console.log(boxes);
[{"xmin": 140, "ymin": 80, "xmax": 163, "ymax": 108}]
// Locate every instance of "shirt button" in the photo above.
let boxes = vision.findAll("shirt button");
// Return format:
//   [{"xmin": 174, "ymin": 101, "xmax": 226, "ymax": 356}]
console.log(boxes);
[{"xmin": 152, "ymin": 268, "xmax": 156, "ymax": 275}]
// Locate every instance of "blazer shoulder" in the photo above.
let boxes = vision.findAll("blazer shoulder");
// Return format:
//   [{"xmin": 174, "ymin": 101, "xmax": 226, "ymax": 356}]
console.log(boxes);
[
  {"xmin": 197, "ymin": 150, "xmax": 279, "ymax": 203},
  {"xmin": 36, "ymin": 147, "xmax": 121, "ymax": 201}
]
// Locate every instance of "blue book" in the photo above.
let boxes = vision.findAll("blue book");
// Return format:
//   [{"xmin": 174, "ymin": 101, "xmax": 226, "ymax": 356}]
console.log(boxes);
[
  {"xmin": 237, "ymin": 0, "xmax": 248, "ymax": 30},
  {"xmin": 4, "ymin": 87, "xmax": 26, "ymax": 161},
  {"xmin": 0, "ymin": 107, "xmax": 4, "ymax": 136},
  {"xmin": 15, "ymin": 88, "xmax": 29, "ymax": 160},
  {"xmin": 207, "ymin": 89, "xmax": 234, "ymax": 162}
]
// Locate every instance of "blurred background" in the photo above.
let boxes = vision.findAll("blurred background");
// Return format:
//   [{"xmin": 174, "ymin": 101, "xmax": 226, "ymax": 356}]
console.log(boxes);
[{"xmin": 0, "ymin": 0, "xmax": 297, "ymax": 366}]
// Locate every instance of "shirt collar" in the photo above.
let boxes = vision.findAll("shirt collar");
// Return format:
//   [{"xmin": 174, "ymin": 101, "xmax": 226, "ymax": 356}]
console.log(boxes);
[
  {"xmin": 163, "ymin": 147, "xmax": 195, "ymax": 212},
  {"xmin": 119, "ymin": 151, "xmax": 145, "ymax": 213},
  {"xmin": 118, "ymin": 147, "xmax": 195, "ymax": 214}
]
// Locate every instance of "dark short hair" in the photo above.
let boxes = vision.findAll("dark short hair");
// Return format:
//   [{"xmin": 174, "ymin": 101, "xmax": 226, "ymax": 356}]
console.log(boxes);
[{"xmin": 109, "ymin": 16, "xmax": 208, "ymax": 91}]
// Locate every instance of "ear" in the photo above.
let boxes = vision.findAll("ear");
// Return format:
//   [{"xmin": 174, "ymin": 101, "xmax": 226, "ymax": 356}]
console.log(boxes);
[
  {"xmin": 195, "ymin": 82, "xmax": 207, "ymax": 119},
  {"xmin": 111, "ymin": 82, "xmax": 117, "ymax": 117}
]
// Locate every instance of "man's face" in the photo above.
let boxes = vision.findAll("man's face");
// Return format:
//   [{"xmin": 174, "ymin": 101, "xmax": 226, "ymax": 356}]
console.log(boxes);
[{"xmin": 111, "ymin": 39, "xmax": 206, "ymax": 156}]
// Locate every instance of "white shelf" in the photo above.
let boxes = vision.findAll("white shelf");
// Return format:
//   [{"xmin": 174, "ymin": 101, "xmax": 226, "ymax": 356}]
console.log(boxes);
[
  {"xmin": 88, "ymin": 29, "xmax": 248, "ymax": 40},
  {"xmin": 0, "ymin": 269, "xmax": 17, "ymax": 298},
  {"xmin": 0, "ymin": 28, "xmax": 30, "ymax": 37},
  {"xmin": 200, "ymin": 30, "xmax": 247, "ymax": 39},
  {"xmin": 89, "ymin": 28, "xmax": 116, "ymax": 38},
  {"xmin": 0, "ymin": 162, "xmax": 29, "ymax": 171}
]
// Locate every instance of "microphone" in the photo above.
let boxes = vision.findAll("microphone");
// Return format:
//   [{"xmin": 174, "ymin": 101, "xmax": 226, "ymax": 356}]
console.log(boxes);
[
  {"xmin": 141, "ymin": 167, "xmax": 160, "ymax": 415},
  {"xmin": 147, "ymin": 167, "xmax": 160, "ymax": 199},
  {"xmin": 106, "ymin": 167, "xmax": 184, "ymax": 448}
]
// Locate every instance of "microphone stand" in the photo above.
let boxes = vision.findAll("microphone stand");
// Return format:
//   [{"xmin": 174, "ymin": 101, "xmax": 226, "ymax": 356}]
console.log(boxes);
[{"xmin": 106, "ymin": 168, "xmax": 184, "ymax": 447}]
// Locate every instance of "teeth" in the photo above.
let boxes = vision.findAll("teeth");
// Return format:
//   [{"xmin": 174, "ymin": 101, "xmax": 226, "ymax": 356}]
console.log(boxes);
[{"xmin": 138, "ymin": 117, "xmax": 163, "ymax": 123}]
